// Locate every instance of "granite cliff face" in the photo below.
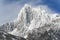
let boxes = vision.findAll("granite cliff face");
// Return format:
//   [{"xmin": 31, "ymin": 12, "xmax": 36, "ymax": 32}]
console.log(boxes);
[{"xmin": 0, "ymin": 4, "xmax": 60, "ymax": 40}]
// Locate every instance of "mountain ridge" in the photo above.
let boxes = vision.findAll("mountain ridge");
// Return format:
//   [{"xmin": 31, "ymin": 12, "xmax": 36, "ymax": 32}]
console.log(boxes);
[
  {"xmin": 8, "ymin": 4, "xmax": 60, "ymax": 38},
  {"xmin": 0, "ymin": 4, "xmax": 60, "ymax": 40}
]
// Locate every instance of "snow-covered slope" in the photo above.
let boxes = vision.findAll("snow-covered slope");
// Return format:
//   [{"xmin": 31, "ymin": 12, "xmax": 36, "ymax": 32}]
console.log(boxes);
[{"xmin": 7, "ymin": 4, "xmax": 60, "ymax": 39}]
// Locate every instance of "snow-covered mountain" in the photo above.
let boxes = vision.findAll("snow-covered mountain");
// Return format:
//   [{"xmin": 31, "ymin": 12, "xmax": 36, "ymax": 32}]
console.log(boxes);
[
  {"xmin": 0, "ymin": 4, "xmax": 60, "ymax": 40},
  {"xmin": 9, "ymin": 4, "xmax": 60, "ymax": 38}
]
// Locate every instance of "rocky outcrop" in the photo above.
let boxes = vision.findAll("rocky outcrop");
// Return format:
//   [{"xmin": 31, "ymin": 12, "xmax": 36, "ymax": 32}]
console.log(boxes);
[{"xmin": 0, "ymin": 30, "xmax": 26, "ymax": 40}]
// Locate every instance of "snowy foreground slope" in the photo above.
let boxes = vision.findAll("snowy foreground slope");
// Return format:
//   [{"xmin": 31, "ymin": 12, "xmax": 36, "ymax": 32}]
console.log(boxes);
[{"xmin": 0, "ymin": 4, "xmax": 60, "ymax": 40}]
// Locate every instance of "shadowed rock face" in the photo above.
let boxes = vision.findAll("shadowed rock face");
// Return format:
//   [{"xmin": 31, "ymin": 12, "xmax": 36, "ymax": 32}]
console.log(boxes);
[
  {"xmin": 26, "ymin": 29, "xmax": 60, "ymax": 40},
  {"xmin": 0, "ymin": 28, "xmax": 60, "ymax": 40},
  {"xmin": 0, "ymin": 30, "xmax": 26, "ymax": 40},
  {"xmin": 48, "ymin": 29, "xmax": 60, "ymax": 40}
]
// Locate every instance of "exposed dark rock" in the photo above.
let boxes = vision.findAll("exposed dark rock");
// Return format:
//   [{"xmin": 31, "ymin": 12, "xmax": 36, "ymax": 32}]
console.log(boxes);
[
  {"xmin": 0, "ymin": 30, "xmax": 26, "ymax": 40},
  {"xmin": 27, "ymin": 28, "xmax": 60, "ymax": 40},
  {"xmin": 0, "ymin": 22, "xmax": 15, "ymax": 32},
  {"xmin": 0, "ymin": 28, "xmax": 60, "ymax": 40}
]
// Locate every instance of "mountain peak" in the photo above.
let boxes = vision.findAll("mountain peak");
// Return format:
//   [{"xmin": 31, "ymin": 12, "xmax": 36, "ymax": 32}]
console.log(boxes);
[
  {"xmin": 1, "ymin": 4, "xmax": 60, "ymax": 39},
  {"xmin": 24, "ymin": 4, "xmax": 31, "ymax": 8},
  {"xmin": 9, "ymin": 4, "xmax": 60, "ymax": 38}
]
